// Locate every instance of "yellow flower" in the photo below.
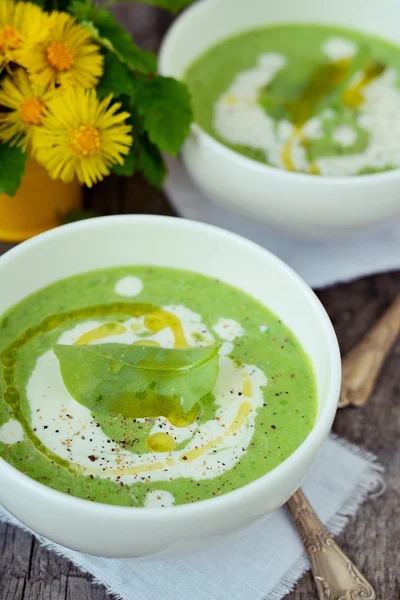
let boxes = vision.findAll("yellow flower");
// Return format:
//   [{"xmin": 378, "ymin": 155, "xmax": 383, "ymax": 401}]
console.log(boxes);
[
  {"xmin": 0, "ymin": 0, "xmax": 48, "ymax": 69},
  {"xmin": 0, "ymin": 69, "xmax": 54, "ymax": 149},
  {"xmin": 33, "ymin": 88, "xmax": 133, "ymax": 187},
  {"xmin": 23, "ymin": 11, "xmax": 103, "ymax": 90}
]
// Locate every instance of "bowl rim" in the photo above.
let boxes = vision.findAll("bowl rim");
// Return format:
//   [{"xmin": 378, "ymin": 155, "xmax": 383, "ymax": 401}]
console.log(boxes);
[
  {"xmin": 0, "ymin": 215, "xmax": 341, "ymax": 520},
  {"xmin": 158, "ymin": 0, "xmax": 400, "ymax": 186}
]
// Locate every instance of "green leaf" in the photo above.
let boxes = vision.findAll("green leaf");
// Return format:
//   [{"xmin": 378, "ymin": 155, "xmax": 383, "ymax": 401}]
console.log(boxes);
[
  {"xmin": 112, "ymin": 147, "xmax": 136, "ymax": 176},
  {"xmin": 73, "ymin": 6, "xmax": 157, "ymax": 74},
  {"xmin": 57, "ymin": 0, "xmax": 75, "ymax": 10},
  {"xmin": 68, "ymin": 0, "xmax": 92, "ymax": 20},
  {"xmin": 109, "ymin": 95, "xmax": 137, "ymax": 177},
  {"xmin": 55, "ymin": 343, "xmax": 220, "ymax": 416},
  {"xmin": 134, "ymin": 0, "xmax": 195, "ymax": 13},
  {"xmin": 137, "ymin": 131, "xmax": 166, "ymax": 186},
  {"xmin": 0, "ymin": 144, "xmax": 27, "ymax": 197},
  {"xmin": 97, "ymin": 51, "xmax": 135, "ymax": 98},
  {"xmin": 135, "ymin": 75, "xmax": 193, "ymax": 155},
  {"xmin": 73, "ymin": 0, "xmax": 195, "ymax": 13},
  {"xmin": 318, "ymin": 44, "xmax": 373, "ymax": 111}
]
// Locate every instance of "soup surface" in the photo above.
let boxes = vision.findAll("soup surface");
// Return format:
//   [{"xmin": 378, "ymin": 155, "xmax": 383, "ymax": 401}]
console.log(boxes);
[
  {"xmin": 0, "ymin": 267, "xmax": 316, "ymax": 507},
  {"xmin": 184, "ymin": 24, "xmax": 400, "ymax": 176}
]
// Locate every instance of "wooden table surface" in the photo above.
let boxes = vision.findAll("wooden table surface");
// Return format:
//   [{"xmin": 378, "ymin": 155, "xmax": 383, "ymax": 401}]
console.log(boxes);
[{"xmin": 1, "ymin": 6, "xmax": 400, "ymax": 600}]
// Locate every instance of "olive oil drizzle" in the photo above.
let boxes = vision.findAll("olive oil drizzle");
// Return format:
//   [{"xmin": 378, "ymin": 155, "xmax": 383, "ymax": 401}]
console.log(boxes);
[
  {"xmin": 0, "ymin": 302, "xmax": 190, "ymax": 472},
  {"xmin": 281, "ymin": 57, "xmax": 384, "ymax": 171},
  {"xmin": 75, "ymin": 323, "xmax": 127, "ymax": 345},
  {"xmin": 146, "ymin": 432, "xmax": 176, "ymax": 452},
  {"xmin": 98, "ymin": 461, "xmax": 165, "ymax": 477},
  {"xmin": 1, "ymin": 302, "xmax": 256, "ymax": 473},
  {"xmin": 225, "ymin": 401, "xmax": 252, "ymax": 436},
  {"xmin": 281, "ymin": 58, "xmax": 350, "ymax": 171},
  {"xmin": 342, "ymin": 60, "xmax": 385, "ymax": 108}
]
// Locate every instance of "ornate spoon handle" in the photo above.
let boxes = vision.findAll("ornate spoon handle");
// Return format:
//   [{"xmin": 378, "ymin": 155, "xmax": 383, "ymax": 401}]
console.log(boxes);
[
  {"xmin": 286, "ymin": 489, "xmax": 376, "ymax": 600},
  {"xmin": 339, "ymin": 295, "xmax": 400, "ymax": 408}
]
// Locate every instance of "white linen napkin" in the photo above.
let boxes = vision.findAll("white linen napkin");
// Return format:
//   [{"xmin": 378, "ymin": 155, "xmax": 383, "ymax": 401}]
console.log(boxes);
[
  {"xmin": 0, "ymin": 435, "xmax": 382, "ymax": 600},
  {"xmin": 164, "ymin": 156, "xmax": 400, "ymax": 288}
]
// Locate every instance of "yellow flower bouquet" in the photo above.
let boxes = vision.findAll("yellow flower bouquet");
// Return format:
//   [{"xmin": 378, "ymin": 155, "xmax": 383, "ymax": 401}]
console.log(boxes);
[{"xmin": 0, "ymin": 0, "xmax": 193, "ymax": 195}]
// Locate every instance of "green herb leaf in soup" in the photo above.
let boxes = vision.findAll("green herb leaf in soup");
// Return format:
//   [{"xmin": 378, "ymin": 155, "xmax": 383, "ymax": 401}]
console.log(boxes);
[{"xmin": 54, "ymin": 343, "xmax": 221, "ymax": 419}]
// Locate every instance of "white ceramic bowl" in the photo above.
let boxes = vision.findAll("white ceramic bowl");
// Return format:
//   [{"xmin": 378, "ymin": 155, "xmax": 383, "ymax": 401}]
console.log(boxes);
[
  {"xmin": 0, "ymin": 215, "xmax": 341, "ymax": 558},
  {"xmin": 159, "ymin": 0, "xmax": 400, "ymax": 240}
]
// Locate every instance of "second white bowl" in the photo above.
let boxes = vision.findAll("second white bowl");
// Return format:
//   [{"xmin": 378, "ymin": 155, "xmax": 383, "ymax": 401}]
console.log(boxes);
[{"xmin": 159, "ymin": 0, "xmax": 400, "ymax": 240}]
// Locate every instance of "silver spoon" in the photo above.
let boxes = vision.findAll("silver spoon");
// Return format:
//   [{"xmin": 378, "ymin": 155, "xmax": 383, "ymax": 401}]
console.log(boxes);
[{"xmin": 286, "ymin": 488, "xmax": 376, "ymax": 599}]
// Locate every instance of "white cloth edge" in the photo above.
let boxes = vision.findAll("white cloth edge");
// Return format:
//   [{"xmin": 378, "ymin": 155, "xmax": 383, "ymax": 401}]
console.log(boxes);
[{"xmin": 0, "ymin": 434, "xmax": 383, "ymax": 600}]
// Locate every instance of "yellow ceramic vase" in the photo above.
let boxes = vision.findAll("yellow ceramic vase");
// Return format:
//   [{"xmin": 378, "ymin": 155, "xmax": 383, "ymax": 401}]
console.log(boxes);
[{"xmin": 0, "ymin": 159, "xmax": 83, "ymax": 243}]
